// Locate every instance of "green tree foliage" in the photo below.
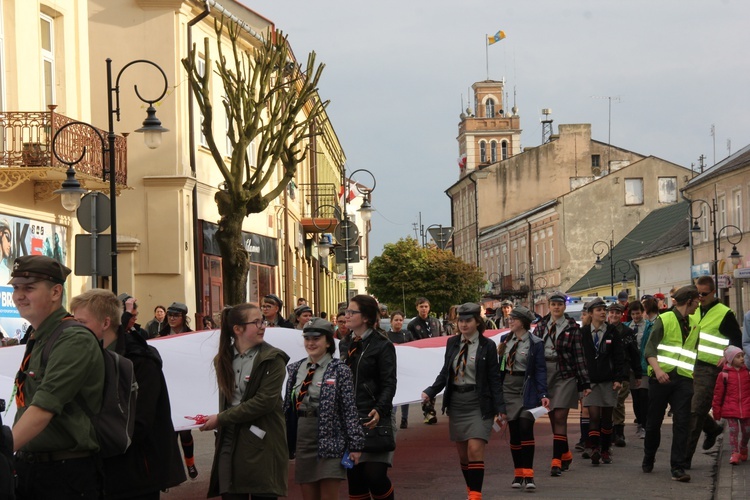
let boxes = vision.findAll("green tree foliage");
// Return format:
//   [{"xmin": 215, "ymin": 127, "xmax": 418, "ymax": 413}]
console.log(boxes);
[
  {"xmin": 182, "ymin": 18, "xmax": 327, "ymax": 305},
  {"xmin": 367, "ymin": 238, "xmax": 485, "ymax": 316}
]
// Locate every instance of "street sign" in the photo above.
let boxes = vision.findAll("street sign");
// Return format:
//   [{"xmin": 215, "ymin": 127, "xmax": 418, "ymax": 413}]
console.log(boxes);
[
  {"xmin": 334, "ymin": 220, "xmax": 359, "ymax": 245},
  {"xmin": 77, "ymin": 192, "xmax": 111, "ymax": 233},
  {"xmin": 427, "ymin": 226, "xmax": 454, "ymax": 250},
  {"xmin": 74, "ymin": 234, "xmax": 112, "ymax": 276},
  {"xmin": 334, "ymin": 246, "xmax": 360, "ymax": 264},
  {"xmin": 733, "ymin": 267, "xmax": 750, "ymax": 279}
]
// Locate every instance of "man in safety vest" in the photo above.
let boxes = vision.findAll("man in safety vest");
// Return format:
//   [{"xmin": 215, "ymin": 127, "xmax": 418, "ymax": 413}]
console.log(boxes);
[
  {"xmin": 685, "ymin": 276, "xmax": 743, "ymax": 467},
  {"xmin": 641, "ymin": 285, "xmax": 700, "ymax": 482}
]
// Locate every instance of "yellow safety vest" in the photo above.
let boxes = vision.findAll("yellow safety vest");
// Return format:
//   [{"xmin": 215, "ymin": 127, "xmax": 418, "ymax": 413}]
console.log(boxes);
[
  {"xmin": 690, "ymin": 302, "xmax": 731, "ymax": 366},
  {"xmin": 648, "ymin": 311, "xmax": 699, "ymax": 379}
]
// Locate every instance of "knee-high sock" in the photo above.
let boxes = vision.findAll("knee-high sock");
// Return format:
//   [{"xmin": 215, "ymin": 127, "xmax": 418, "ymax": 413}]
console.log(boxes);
[
  {"xmin": 460, "ymin": 462, "xmax": 469, "ymax": 486},
  {"xmin": 467, "ymin": 461, "xmax": 484, "ymax": 492},
  {"xmin": 580, "ymin": 416, "xmax": 590, "ymax": 443},
  {"xmin": 587, "ymin": 429, "xmax": 600, "ymax": 449},
  {"xmin": 601, "ymin": 422, "xmax": 613, "ymax": 451},
  {"xmin": 552, "ymin": 434, "xmax": 566, "ymax": 467}
]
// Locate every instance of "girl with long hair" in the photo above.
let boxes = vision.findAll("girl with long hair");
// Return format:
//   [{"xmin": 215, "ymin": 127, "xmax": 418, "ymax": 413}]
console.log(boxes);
[
  {"xmin": 340, "ymin": 295, "xmax": 397, "ymax": 500},
  {"xmin": 201, "ymin": 303, "xmax": 289, "ymax": 499}
]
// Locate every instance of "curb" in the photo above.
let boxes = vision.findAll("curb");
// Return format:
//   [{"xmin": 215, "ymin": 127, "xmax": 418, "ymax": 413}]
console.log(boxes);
[{"xmin": 713, "ymin": 433, "xmax": 731, "ymax": 500}]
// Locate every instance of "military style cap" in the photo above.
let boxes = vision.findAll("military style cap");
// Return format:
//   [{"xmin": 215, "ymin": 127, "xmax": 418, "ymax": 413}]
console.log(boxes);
[
  {"xmin": 500, "ymin": 299, "xmax": 514, "ymax": 307},
  {"xmin": 302, "ymin": 317, "xmax": 334, "ymax": 337},
  {"xmin": 167, "ymin": 302, "xmax": 188, "ymax": 315},
  {"xmin": 509, "ymin": 305, "xmax": 535, "ymax": 323},
  {"xmin": 607, "ymin": 302, "xmax": 624, "ymax": 312},
  {"xmin": 617, "ymin": 290, "xmax": 629, "ymax": 301},
  {"xmin": 457, "ymin": 303, "xmax": 481, "ymax": 319},
  {"xmin": 548, "ymin": 291, "xmax": 567, "ymax": 303},
  {"xmin": 672, "ymin": 285, "xmax": 699, "ymax": 304},
  {"xmin": 9, "ymin": 255, "xmax": 71, "ymax": 285},
  {"xmin": 263, "ymin": 294, "xmax": 283, "ymax": 308},
  {"xmin": 585, "ymin": 297, "xmax": 607, "ymax": 311},
  {"xmin": 294, "ymin": 305, "xmax": 312, "ymax": 316}
]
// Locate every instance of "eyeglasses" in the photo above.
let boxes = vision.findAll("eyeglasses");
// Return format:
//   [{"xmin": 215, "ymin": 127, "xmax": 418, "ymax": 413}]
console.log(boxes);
[
  {"xmin": 241, "ymin": 319, "xmax": 269, "ymax": 329},
  {"xmin": 698, "ymin": 292, "xmax": 711, "ymax": 297},
  {"xmin": 344, "ymin": 309, "xmax": 362, "ymax": 316}
]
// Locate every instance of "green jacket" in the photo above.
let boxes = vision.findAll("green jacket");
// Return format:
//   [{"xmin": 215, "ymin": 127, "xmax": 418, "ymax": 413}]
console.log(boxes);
[
  {"xmin": 208, "ymin": 341, "xmax": 290, "ymax": 497},
  {"xmin": 15, "ymin": 307, "xmax": 104, "ymax": 453}
]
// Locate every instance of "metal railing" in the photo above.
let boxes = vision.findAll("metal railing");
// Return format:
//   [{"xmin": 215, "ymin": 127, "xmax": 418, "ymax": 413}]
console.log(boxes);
[
  {"xmin": 298, "ymin": 182, "xmax": 339, "ymax": 219},
  {"xmin": 0, "ymin": 106, "xmax": 127, "ymax": 185}
]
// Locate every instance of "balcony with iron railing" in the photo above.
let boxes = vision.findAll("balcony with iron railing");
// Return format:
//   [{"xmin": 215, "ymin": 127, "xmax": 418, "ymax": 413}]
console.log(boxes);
[
  {"xmin": 298, "ymin": 182, "xmax": 341, "ymax": 233},
  {"xmin": 0, "ymin": 105, "xmax": 127, "ymax": 197}
]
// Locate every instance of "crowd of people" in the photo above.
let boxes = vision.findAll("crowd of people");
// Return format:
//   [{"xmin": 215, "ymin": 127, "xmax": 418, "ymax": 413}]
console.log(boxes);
[{"xmin": 3, "ymin": 253, "xmax": 750, "ymax": 500}]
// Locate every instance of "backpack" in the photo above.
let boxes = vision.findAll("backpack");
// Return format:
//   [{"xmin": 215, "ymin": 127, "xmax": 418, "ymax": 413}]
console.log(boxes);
[{"xmin": 41, "ymin": 318, "xmax": 138, "ymax": 459}]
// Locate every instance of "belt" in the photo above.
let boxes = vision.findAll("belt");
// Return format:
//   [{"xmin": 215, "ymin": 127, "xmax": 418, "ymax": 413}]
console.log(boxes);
[
  {"xmin": 297, "ymin": 409, "xmax": 319, "ymax": 418},
  {"xmin": 505, "ymin": 371, "xmax": 526, "ymax": 377},
  {"xmin": 452, "ymin": 384, "xmax": 477, "ymax": 393},
  {"xmin": 16, "ymin": 450, "xmax": 95, "ymax": 463},
  {"xmin": 545, "ymin": 357, "xmax": 558, "ymax": 362}
]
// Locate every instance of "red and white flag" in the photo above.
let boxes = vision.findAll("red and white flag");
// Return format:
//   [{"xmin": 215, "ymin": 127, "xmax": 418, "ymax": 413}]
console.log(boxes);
[{"xmin": 338, "ymin": 180, "xmax": 357, "ymax": 205}]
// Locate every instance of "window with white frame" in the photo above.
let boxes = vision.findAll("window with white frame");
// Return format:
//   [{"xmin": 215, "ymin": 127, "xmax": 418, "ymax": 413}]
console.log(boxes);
[
  {"xmin": 480, "ymin": 141, "xmax": 487, "ymax": 163},
  {"xmin": 490, "ymin": 141, "xmax": 497, "ymax": 163},
  {"xmin": 719, "ymin": 195, "xmax": 726, "ymax": 229},
  {"xmin": 550, "ymin": 240, "xmax": 555, "ymax": 268},
  {"xmin": 624, "ymin": 178, "xmax": 644, "ymax": 205},
  {"xmin": 657, "ymin": 177, "xmax": 678, "ymax": 203},
  {"xmin": 701, "ymin": 209, "xmax": 709, "ymax": 243},
  {"xmin": 734, "ymin": 190, "xmax": 743, "ymax": 230},
  {"xmin": 197, "ymin": 56, "xmax": 207, "ymax": 147},
  {"xmin": 542, "ymin": 242, "xmax": 547, "ymax": 271},
  {"xmin": 535, "ymin": 243, "xmax": 539, "ymax": 270},
  {"xmin": 486, "ymin": 98, "xmax": 495, "ymax": 118},
  {"xmin": 40, "ymin": 13, "xmax": 55, "ymax": 107}
]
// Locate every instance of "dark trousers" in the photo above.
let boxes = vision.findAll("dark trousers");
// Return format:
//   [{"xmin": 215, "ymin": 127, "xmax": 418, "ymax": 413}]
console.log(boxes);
[
  {"xmin": 686, "ymin": 362, "xmax": 723, "ymax": 461},
  {"xmin": 15, "ymin": 455, "xmax": 102, "ymax": 500},
  {"xmin": 644, "ymin": 374, "xmax": 693, "ymax": 469}
]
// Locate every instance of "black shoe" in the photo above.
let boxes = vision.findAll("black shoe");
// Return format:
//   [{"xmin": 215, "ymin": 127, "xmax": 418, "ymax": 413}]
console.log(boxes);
[
  {"xmin": 671, "ymin": 468, "xmax": 691, "ymax": 482},
  {"xmin": 550, "ymin": 466, "xmax": 562, "ymax": 476},
  {"xmin": 642, "ymin": 460, "xmax": 654, "ymax": 473},
  {"xmin": 511, "ymin": 477, "xmax": 524, "ymax": 489},
  {"xmin": 614, "ymin": 435, "xmax": 626, "ymax": 447},
  {"xmin": 400, "ymin": 419, "xmax": 408, "ymax": 429},
  {"xmin": 590, "ymin": 449, "xmax": 601, "ymax": 465},
  {"xmin": 187, "ymin": 464, "xmax": 198, "ymax": 479},
  {"xmin": 574, "ymin": 440, "xmax": 585, "ymax": 452},
  {"xmin": 524, "ymin": 477, "xmax": 536, "ymax": 490},
  {"xmin": 601, "ymin": 450, "xmax": 612, "ymax": 464},
  {"xmin": 702, "ymin": 425, "xmax": 723, "ymax": 450},
  {"xmin": 561, "ymin": 457, "xmax": 572, "ymax": 471}
]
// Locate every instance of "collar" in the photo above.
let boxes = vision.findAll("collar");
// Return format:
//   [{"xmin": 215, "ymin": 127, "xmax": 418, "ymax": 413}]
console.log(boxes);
[
  {"xmin": 234, "ymin": 344, "xmax": 260, "ymax": 359},
  {"xmin": 461, "ymin": 331, "xmax": 479, "ymax": 344},
  {"xmin": 307, "ymin": 353, "xmax": 332, "ymax": 367}
]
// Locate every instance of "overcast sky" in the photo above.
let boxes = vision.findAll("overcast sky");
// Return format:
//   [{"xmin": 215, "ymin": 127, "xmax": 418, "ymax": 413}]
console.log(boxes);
[{"xmin": 241, "ymin": 0, "xmax": 750, "ymax": 257}]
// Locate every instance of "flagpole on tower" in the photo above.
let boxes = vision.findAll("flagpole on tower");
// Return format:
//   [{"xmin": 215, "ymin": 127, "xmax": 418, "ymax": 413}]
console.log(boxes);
[{"xmin": 485, "ymin": 34, "xmax": 489, "ymax": 80}]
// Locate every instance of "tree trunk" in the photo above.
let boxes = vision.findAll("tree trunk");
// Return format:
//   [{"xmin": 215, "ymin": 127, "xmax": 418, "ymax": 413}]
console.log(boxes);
[{"xmin": 215, "ymin": 207, "xmax": 250, "ymax": 306}]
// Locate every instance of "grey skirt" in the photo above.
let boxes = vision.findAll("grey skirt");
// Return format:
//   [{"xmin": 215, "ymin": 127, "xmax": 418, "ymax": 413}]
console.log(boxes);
[
  {"xmin": 448, "ymin": 389, "xmax": 493, "ymax": 442},
  {"xmin": 358, "ymin": 413, "xmax": 394, "ymax": 466},
  {"xmin": 503, "ymin": 374, "xmax": 533, "ymax": 421},
  {"xmin": 546, "ymin": 361, "xmax": 579, "ymax": 409},
  {"xmin": 295, "ymin": 415, "xmax": 347, "ymax": 483},
  {"xmin": 583, "ymin": 382, "xmax": 618, "ymax": 407}
]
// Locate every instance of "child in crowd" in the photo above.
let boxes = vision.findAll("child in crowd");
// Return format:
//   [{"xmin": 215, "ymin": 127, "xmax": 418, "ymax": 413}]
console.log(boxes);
[{"xmin": 712, "ymin": 346, "xmax": 750, "ymax": 465}]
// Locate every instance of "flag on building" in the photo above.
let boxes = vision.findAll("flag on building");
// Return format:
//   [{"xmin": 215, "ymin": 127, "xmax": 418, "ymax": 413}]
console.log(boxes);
[
  {"xmin": 488, "ymin": 30, "xmax": 506, "ymax": 45},
  {"xmin": 338, "ymin": 180, "xmax": 357, "ymax": 205}
]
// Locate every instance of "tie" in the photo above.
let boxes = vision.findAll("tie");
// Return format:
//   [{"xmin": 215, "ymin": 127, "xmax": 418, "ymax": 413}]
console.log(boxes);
[
  {"xmin": 507, "ymin": 340, "xmax": 519, "ymax": 374},
  {"xmin": 633, "ymin": 323, "xmax": 639, "ymax": 334},
  {"xmin": 593, "ymin": 329, "xmax": 601, "ymax": 350},
  {"xmin": 346, "ymin": 337, "xmax": 362, "ymax": 367},
  {"xmin": 14, "ymin": 333, "xmax": 36, "ymax": 409},
  {"xmin": 545, "ymin": 323, "xmax": 558, "ymax": 349},
  {"xmin": 295, "ymin": 362, "xmax": 318, "ymax": 411},
  {"xmin": 455, "ymin": 339, "xmax": 470, "ymax": 381}
]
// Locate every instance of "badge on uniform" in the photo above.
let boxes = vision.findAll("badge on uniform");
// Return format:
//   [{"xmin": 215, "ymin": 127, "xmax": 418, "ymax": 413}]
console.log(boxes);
[
  {"xmin": 605, "ymin": 339, "xmax": 612, "ymax": 344},
  {"xmin": 244, "ymin": 375, "xmax": 251, "ymax": 382},
  {"xmin": 470, "ymin": 356, "xmax": 475, "ymax": 362},
  {"xmin": 325, "ymin": 378, "xmax": 336, "ymax": 385}
]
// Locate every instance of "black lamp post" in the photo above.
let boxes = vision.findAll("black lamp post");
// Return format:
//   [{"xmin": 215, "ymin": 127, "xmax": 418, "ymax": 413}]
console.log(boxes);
[
  {"xmin": 335, "ymin": 168, "xmax": 376, "ymax": 300},
  {"xmin": 53, "ymin": 58, "xmax": 169, "ymax": 294},
  {"xmin": 487, "ymin": 272, "xmax": 502, "ymax": 296},
  {"xmin": 592, "ymin": 235, "xmax": 616, "ymax": 295},
  {"xmin": 689, "ymin": 199, "xmax": 743, "ymax": 292}
]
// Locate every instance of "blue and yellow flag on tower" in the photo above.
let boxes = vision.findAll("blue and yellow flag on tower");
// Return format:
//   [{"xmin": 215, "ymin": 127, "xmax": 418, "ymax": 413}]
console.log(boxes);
[{"xmin": 488, "ymin": 30, "xmax": 506, "ymax": 45}]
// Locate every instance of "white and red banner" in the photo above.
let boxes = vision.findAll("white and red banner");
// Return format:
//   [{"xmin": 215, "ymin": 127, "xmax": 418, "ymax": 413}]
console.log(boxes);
[{"xmin": 0, "ymin": 328, "xmax": 506, "ymax": 431}]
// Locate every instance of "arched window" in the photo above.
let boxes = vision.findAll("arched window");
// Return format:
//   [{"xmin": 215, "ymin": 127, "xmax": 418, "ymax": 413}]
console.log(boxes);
[
  {"xmin": 485, "ymin": 98, "xmax": 495, "ymax": 118},
  {"xmin": 501, "ymin": 141, "xmax": 508, "ymax": 160},
  {"xmin": 490, "ymin": 141, "xmax": 497, "ymax": 163},
  {"xmin": 479, "ymin": 141, "xmax": 487, "ymax": 163}
]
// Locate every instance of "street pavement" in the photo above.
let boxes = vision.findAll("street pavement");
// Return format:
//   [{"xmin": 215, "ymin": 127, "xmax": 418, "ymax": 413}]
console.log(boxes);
[{"xmin": 164, "ymin": 400, "xmax": 738, "ymax": 499}]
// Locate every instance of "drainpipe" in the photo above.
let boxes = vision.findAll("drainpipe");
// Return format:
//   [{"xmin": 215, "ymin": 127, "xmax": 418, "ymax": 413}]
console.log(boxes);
[
  {"xmin": 469, "ymin": 175, "xmax": 480, "ymax": 266},
  {"xmin": 446, "ymin": 191, "xmax": 455, "ymax": 255},
  {"xmin": 188, "ymin": 1, "xmax": 211, "ymax": 315},
  {"xmin": 680, "ymin": 190, "xmax": 695, "ymax": 268}
]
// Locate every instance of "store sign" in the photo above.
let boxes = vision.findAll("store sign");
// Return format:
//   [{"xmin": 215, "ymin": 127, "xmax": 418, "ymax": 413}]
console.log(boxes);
[
  {"xmin": 691, "ymin": 263, "xmax": 711, "ymax": 279},
  {"xmin": 201, "ymin": 221, "xmax": 278, "ymax": 266}
]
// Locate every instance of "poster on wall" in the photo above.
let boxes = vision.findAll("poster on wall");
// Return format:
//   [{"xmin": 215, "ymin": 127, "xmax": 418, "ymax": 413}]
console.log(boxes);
[{"xmin": 0, "ymin": 214, "xmax": 68, "ymax": 341}]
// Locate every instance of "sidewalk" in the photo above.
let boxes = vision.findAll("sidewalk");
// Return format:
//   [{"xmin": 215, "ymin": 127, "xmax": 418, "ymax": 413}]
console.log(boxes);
[{"xmin": 715, "ymin": 429, "xmax": 749, "ymax": 500}]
